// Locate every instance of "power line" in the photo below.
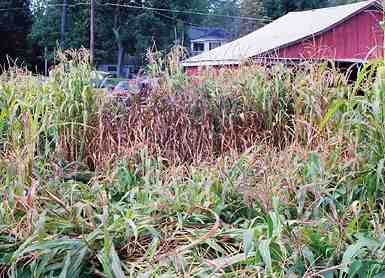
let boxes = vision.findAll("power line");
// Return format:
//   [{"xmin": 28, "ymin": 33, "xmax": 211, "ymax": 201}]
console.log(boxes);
[
  {"xmin": 98, "ymin": 2, "xmax": 272, "ymax": 22},
  {"xmin": 0, "ymin": 1, "xmax": 272, "ymax": 23},
  {"xmin": 0, "ymin": 2, "xmax": 89, "ymax": 12},
  {"xmin": 0, "ymin": 1, "xmax": 272, "ymax": 22},
  {"xmin": 153, "ymin": 11, "xmax": 202, "ymax": 28}
]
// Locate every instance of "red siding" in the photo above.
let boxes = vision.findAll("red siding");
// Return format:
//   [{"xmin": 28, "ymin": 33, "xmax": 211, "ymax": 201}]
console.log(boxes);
[
  {"xmin": 275, "ymin": 8, "xmax": 384, "ymax": 61},
  {"xmin": 185, "ymin": 6, "xmax": 384, "ymax": 76},
  {"xmin": 185, "ymin": 65, "xmax": 238, "ymax": 76},
  {"xmin": 185, "ymin": 66, "xmax": 199, "ymax": 76}
]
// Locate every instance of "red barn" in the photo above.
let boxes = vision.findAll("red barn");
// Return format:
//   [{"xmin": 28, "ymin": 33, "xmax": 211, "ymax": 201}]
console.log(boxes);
[{"xmin": 183, "ymin": 0, "xmax": 384, "ymax": 75}]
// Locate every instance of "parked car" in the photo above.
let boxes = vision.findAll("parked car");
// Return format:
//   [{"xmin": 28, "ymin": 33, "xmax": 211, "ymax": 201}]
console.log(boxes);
[
  {"xmin": 111, "ymin": 80, "xmax": 138, "ymax": 94},
  {"xmin": 110, "ymin": 80, "xmax": 139, "ymax": 104},
  {"xmin": 91, "ymin": 71, "xmax": 111, "ymax": 88},
  {"xmin": 109, "ymin": 78, "xmax": 157, "ymax": 105}
]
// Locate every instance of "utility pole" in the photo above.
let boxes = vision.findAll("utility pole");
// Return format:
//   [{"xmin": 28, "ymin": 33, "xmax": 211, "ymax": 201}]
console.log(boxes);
[
  {"xmin": 60, "ymin": 0, "xmax": 68, "ymax": 49},
  {"xmin": 90, "ymin": 0, "xmax": 96, "ymax": 66},
  {"xmin": 174, "ymin": 26, "xmax": 177, "ymax": 46},
  {"xmin": 44, "ymin": 47, "xmax": 48, "ymax": 76}
]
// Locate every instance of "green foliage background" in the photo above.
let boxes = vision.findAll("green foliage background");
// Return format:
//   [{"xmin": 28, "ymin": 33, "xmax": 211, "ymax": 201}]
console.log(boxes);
[{"xmin": 0, "ymin": 0, "xmax": 364, "ymax": 70}]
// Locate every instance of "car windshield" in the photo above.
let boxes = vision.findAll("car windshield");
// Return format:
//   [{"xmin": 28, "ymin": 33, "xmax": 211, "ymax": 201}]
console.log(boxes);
[
  {"xmin": 116, "ymin": 81, "xmax": 129, "ymax": 90},
  {"xmin": 115, "ymin": 81, "xmax": 139, "ymax": 93},
  {"xmin": 91, "ymin": 71, "xmax": 110, "ymax": 80}
]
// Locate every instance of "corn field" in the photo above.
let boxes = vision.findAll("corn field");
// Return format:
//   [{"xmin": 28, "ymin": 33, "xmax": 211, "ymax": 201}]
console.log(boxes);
[{"xmin": 1, "ymin": 48, "xmax": 385, "ymax": 277}]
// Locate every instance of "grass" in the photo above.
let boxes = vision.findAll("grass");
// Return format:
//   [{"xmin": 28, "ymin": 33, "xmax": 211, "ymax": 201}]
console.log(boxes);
[{"xmin": 1, "ymin": 47, "xmax": 385, "ymax": 277}]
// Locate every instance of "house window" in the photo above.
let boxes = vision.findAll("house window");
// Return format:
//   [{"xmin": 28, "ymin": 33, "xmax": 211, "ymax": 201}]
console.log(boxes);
[
  {"xmin": 209, "ymin": 42, "xmax": 221, "ymax": 50},
  {"xmin": 193, "ymin": 42, "xmax": 204, "ymax": 52}
]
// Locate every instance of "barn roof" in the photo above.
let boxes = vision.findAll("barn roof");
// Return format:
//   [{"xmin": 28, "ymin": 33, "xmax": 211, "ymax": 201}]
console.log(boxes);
[{"xmin": 183, "ymin": 0, "xmax": 382, "ymax": 67}]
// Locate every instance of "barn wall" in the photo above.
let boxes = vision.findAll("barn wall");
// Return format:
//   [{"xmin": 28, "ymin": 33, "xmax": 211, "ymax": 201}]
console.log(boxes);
[
  {"xmin": 275, "ymin": 7, "xmax": 384, "ymax": 61},
  {"xmin": 185, "ymin": 66, "xmax": 199, "ymax": 76},
  {"xmin": 184, "ymin": 65, "xmax": 238, "ymax": 76},
  {"xmin": 185, "ymin": 6, "xmax": 384, "ymax": 76}
]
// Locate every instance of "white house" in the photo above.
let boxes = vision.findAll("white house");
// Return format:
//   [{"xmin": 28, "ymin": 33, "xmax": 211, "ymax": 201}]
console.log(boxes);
[{"xmin": 188, "ymin": 27, "xmax": 229, "ymax": 56}]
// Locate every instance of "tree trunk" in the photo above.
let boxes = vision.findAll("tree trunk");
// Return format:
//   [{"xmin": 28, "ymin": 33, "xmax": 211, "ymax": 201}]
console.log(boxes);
[
  {"xmin": 60, "ymin": 0, "xmax": 68, "ymax": 48},
  {"xmin": 90, "ymin": 0, "xmax": 96, "ymax": 65},
  {"xmin": 117, "ymin": 42, "xmax": 124, "ymax": 77},
  {"xmin": 113, "ymin": 3, "xmax": 124, "ymax": 77}
]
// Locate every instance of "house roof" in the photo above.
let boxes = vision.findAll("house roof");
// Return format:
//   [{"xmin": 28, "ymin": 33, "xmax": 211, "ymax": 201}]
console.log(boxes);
[
  {"xmin": 188, "ymin": 26, "xmax": 229, "ymax": 41},
  {"xmin": 183, "ymin": 0, "xmax": 382, "ymax": 66}
]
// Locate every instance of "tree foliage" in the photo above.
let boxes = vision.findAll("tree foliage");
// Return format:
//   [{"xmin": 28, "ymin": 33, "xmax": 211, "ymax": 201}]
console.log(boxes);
[
  {"xmin": 0, "ymin": 0, "xmax": 32, "ymax": 67},
  {"xmin": 262, "ymin": 0, "xmax": 329, "ymax": 19},
  {"xmin": 240, "ymin": 0, "xmax": 265, "ymax": 36},
  {"xmin": 1, "ymin": 0, "xmax": 366, "ymax": 70},
  {"xmin": 239, "ymin": 0, "xmax": 361, "ymax": 35},
  {"xmin": 31, "ymin": 0, "xmax": 212, "ymax": 66},
  {"xmin": 31, "ymin": 0, "xmax": 89, "ymax": 60}
]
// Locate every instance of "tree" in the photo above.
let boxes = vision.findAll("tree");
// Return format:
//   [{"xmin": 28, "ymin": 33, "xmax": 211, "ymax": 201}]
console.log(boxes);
[
  {"xmin": 31, "ymin": 0, "xmax": 213, "ymax": 71},
  {"xmin": 240, "ymin": 0, "xmax": 265, "ymax": 35},
  {"xmin": 60, "ymin": 0, "xmax": 68, "ymax": 48},
  {"xmin": 31, "ymin": 0, "xmax": 61, "ymax": 55},
  {"xmin": 130, "ymin": 0, "xmax": 212, "ymax": 61},
  {"xmin": 327, "ymin": 0, "xmax": 361, "ymax": 6},
  {"xmin": 236, "ymin": 0, "xmax": 360, "ymax": 37},
  {"xmin": 31, "ymin": 0, "xmax": 90, "ymax": 62},
  {"xmin": 0, "ymin": 0, "xmax": 32, "ymax": 67},
  {"xmin": 108, "ymin": 0, "xmax": 140, "ymax": 76},
  {"xmin": 205, "ymin": 0, "xmax": 241, "ymax": 39},
  {"xmin": 262, "ymin": 0, "xmax": 329, "ymax": 20}
]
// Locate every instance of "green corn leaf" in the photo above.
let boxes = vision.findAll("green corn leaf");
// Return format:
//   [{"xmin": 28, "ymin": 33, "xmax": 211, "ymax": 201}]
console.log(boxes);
[
  {"xmin": 320, "ymin": 98, "xmax": 345, "ymax": 130},
  {"xmin": 374, "ymin": 271, "xmax": 385, "ymax": 278},
  {"xmin": 144, "ymin": 237, "xmax": 160, "ymax": 261},
  {"xmin": 343, "ymin": 238, "xmax": 378, "ymax": 265},
  {"xmin": 322, "ymin": 271, "xmax": 334, "ymax": 278},
  {"xmin": 376, "ymin": 158, "xmax": 385, "ymax": 185},
  {"xmin": 207, "ymin": 252, "xmax": 257, "ymax": 270},
  {"xmin": 110, "ymin": 243, "xmax": 125, "ymax": 278},
  {"xmin": 343, "ymin": 243, "xmax": 364, "ymax": 264},
  {"xmin": 347, "ymin": 260, "xmax": 363, "ymax": 278},
  {"xmin": 244, "ymin": 229, "xmax": 254, "ymax": 258},
  {"xmin": 206, "ymin": 239, "xmax": 227, "ymax": 255},
  {"xmin": 302, "ymin": 247, "xmax": 315, "ymax": 266},
  {"xmin": 127, "ymin": 219, "xmax": 139, "ymax": 241},
  {"xmin": 265, "ymin": 214, "xmax": 274, "ymax": 239},
  {"xmin": 259, "ymin": 239, "xmax": 272, "ymax": 273},
  {"xmin": 97, "ymin": 252, "xmax": 114, "ymax": 278}
]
